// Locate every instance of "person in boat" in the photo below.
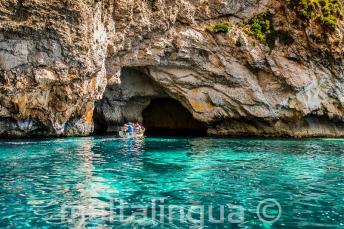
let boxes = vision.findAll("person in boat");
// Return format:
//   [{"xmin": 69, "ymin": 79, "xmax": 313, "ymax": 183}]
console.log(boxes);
[
  {"xmin": 134, "ymin": 122, "xmax": 141, "ymax": 133},
  {"xmin": 120, "ymin": 122, "xmax": 144, "ymax": 136},
  {"xmin": 127, "ymin": 122, "xmax": 134, "ymax": 134}
]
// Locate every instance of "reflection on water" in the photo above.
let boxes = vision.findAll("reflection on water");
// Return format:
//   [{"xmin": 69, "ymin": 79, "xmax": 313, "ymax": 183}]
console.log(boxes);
[
  {"xmin": 0, "ymin": 137, "xmax": 343, "ymax": 228},
  {"xmin": 120, "ymin": 137, "xmax": 145, "ymax": 155}
]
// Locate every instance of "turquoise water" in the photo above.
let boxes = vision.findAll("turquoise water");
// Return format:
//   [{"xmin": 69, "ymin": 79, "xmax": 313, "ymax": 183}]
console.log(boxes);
[{"xmin": 0, "ymin": 137, "xmax": 344, "ymax": 228}]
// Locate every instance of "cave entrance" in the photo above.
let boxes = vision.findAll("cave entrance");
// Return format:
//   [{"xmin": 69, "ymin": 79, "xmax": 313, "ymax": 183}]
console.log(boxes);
[{"xmin": 142, "ymin": 98, "xmax": 207, "ymax": 136}]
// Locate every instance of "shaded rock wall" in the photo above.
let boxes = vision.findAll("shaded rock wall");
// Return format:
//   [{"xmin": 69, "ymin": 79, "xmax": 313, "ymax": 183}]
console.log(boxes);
[
  {"xmin": 142, "ymin": 98, "xmax": 207, "ymax": 136},
  {"xmin": 94, "ymin": 67, "xmax": 167, "ymax": 133},
  {"xmin": 0, "ymin": 0, "xmax": 344, "ymax": 137}
]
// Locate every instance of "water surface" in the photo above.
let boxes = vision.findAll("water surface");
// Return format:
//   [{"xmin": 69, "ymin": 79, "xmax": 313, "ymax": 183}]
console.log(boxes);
[{"xmin": 0, "ymin": 137, "xmax": 343, "ymax": 228}]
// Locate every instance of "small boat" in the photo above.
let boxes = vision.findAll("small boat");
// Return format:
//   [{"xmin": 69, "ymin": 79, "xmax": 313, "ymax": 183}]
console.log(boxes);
[
  {"xmin": 118, "ymin": 130, "xmax": 145, "ymax": 138},
  {"xmin": 119, "ymin": 124, "xmax": 145, "ymax": 138}
]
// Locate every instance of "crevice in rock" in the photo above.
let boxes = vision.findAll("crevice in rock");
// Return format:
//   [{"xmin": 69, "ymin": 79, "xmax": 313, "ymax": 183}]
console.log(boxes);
[{"xmin": 93, "ymin": 103, "xmax": 108, "ymax": 134}]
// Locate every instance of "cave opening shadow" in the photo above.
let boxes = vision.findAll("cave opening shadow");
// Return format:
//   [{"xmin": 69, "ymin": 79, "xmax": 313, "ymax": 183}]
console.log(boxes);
[
  {"xmin": 142, "ymin": 98, "xmax": 207, "ymax": 136},
  {"xmin": 93, "ymin": 101, "xmax": 109, "ymax": 135}
]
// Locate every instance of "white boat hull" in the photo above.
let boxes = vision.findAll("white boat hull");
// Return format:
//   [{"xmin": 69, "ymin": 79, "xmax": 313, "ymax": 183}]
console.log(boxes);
[{"xmin": 119, "ymin": 131, "xmax": 144, "ymax": 138}]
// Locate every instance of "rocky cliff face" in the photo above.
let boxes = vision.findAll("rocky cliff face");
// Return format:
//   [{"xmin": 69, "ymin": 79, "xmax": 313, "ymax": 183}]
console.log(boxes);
[{"xmin": 0, "ymin": 0, "xmax": 343, "ymax": 137}]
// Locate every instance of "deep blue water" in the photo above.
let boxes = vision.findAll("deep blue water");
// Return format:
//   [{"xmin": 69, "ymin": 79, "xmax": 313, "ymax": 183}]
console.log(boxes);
[{"xmin": 0, "ymin": 137, "xmax": 343, "ymax": 228}]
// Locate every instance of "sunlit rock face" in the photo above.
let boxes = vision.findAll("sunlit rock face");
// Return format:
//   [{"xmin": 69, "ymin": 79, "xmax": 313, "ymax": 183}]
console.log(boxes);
[
  {"xmin": 0, "ymin": 0, "xmax": 343, "ymax": 137},
  {"xmin": 0, "ymin": 0, "xmax": 112, "ymax": 136}
]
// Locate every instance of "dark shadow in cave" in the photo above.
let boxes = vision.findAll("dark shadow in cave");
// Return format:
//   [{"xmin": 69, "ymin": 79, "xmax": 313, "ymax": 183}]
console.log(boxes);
[
  {"xmin": 93, "ymin": 104, "xmax": 108, "ymax": 135},
  {"xmin": 142, "ymin": 98, "xmax": 207, "ymax": 136}
]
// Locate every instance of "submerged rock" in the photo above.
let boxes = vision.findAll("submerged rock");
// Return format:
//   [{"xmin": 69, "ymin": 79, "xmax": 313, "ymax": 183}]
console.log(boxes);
[{"xmin": 0, "ymin": 0, "xmax": 343, "ymax": 137}]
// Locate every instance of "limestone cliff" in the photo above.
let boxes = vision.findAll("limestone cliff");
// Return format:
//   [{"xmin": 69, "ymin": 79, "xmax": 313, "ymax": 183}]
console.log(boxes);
[{"xmin": 0, "ymin": 0, "xmax": 343, "ymax": 137}]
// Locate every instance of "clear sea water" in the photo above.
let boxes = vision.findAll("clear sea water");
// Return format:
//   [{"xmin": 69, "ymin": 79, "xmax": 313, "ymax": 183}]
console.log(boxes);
[{"xmin": 0, "ymin": 137, "xmax": 343, "ymax": 228}]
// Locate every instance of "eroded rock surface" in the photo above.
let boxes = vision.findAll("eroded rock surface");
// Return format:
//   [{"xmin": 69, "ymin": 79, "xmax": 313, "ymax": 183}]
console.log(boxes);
[
  {"xmin": 94, "ymin": 67, "xmax": 167, "ymax": 133},
  {"xmin": 0, "ymin": 0, "xmax": 343, "ymax": 137}
]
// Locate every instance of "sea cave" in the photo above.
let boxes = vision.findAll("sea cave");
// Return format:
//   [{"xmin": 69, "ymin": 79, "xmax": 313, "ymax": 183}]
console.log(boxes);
[{"xmin": 93, "ymin": 67, "xmax": 207, "ymax": 136}]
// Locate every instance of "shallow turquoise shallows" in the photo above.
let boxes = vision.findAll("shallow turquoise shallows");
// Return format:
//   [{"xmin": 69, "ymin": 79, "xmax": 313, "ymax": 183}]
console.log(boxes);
[{"xmin": 0, "ymin": 137, "xmax": 344, "ymax": 228}]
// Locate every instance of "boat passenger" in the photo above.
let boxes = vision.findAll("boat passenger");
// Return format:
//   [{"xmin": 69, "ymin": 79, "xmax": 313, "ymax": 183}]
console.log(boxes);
[
  {"xmin": 134, "ymin": 122, "xmax": 141, "ymax": 133},
  {"xmin": 127, "ymin": 122, "xmax": 134, "ymax": 134}
]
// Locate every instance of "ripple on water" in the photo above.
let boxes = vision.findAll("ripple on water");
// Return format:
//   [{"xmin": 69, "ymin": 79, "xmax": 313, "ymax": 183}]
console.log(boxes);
[{"xmin": 0, "ymin": 137, "xmax": 344, "ymax": 228}]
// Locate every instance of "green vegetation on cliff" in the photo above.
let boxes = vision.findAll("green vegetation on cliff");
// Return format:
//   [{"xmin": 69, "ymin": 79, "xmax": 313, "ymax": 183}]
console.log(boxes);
[
  {"xmin": 287, "ymin": 0, "xmax": 343, "ymax": 30},
  {"xmin": 244, "ymin": 12, "xmax": 275, "ymax": 46},
  {"xmin": 205, "ymin": 22, "xmax": 231, "ymax": 34}
]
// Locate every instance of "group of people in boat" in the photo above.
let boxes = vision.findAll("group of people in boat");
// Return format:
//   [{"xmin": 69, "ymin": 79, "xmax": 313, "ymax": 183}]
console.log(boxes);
[{"xmin": 121, "ymin": 122, "xmax": 145, "ymax": 135}]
